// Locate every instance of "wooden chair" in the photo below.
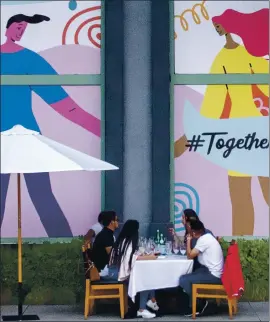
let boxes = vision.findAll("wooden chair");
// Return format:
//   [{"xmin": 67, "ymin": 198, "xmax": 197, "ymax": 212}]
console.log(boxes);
[
  {"xmin": 192, "ymin": 240, "xmax": 241, "ymax": 319},
  {"xmin": 192, "ymin": 284, "xmax": 238, "ymax": 319},
  {"xmin": 82, "ymin": 244, "xmax": 128, "ymax": 319}
]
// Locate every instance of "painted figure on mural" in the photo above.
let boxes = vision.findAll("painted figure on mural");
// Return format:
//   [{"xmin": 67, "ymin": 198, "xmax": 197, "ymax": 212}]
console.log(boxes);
[
  {"xmin": 0, "ymin": 14, "xmax": 101, "ymax": 237},
  {"xmin": 174, "ymin": 9, "xmax": 269, "ymax": 236}
]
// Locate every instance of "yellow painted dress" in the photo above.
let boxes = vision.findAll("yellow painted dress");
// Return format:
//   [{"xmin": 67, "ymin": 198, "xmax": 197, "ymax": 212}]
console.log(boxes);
[{"xmin": 200, "ymin": 45, "xmax": 269, "ymax": 177}]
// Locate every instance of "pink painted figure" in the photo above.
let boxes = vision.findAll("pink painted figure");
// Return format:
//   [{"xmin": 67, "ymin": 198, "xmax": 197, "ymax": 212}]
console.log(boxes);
[{"xmin": 1, "ymin": 14, "xmax": 101, "ymax": 237}]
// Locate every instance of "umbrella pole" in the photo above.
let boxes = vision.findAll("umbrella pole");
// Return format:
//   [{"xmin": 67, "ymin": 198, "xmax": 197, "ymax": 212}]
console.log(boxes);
[
  {"xmin": 17, "ymin": 173, "xmax": 23, "ymax": 319},
  {"xmin": 2, "ymin": 174, "xmax": 39, "ymax": 321}
]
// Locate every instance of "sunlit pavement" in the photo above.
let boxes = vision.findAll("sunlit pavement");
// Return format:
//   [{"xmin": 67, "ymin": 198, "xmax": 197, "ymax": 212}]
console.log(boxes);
[{"xmin": 1, "ymin": 302, "xmax": 268, "ymax": 321}]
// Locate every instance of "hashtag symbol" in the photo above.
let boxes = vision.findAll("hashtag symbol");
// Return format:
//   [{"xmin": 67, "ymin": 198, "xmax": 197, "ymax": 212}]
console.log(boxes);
[{"xmin": 185, "ymin": 135, "xmax": 205, "ymax": 152}]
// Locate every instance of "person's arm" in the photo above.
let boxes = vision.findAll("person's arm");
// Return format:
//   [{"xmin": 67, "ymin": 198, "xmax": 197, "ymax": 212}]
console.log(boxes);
[
  {"xmin": 168, "ymin": 228, "xmax": 180, "ymax": 241},
  {"xmin": 188, "ymin": 235, "xmax": 209, "ymax": 260},
  {"xmin": 84, "ymin": 229, "xmax": 96, "ymax": 245},
  {"xmin": 105, "ymin": 246, "xmax": 112, "ymax": 255},
  {"xmin": 174, "ymin": 135, "xmax": 188, "ymax": 158},
  {"xmin": 200, "ymin": 56, "xmax": 228, "ymax": 119},
  {"xmin": 137, "ymin": 254, "xmax": 157, "ymax": 260},
  {"xmin": 248, "ymin": 54, "xmax": 269, "ymax": 96},
  {"xmin": 29, "ymin": 52, "xmax": 101, "ymax": 137},
  {"xmin": 51, "ymin": 97, "xmax": 100, "ymax": 137},
  {"xmin": 175, "ymin": 57, "xmax": 228, "ymax": 158},
  {"xmin": 186, "ymin": 235, "xmax": 199, "ymax": 260},
  {"xmin": 104, "ymin": 232, "xmax": 115, "ymax": 255}
]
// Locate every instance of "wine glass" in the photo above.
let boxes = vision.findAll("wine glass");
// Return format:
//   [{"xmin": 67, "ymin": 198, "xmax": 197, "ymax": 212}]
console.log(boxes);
[
  {"xmin": 165, "ymin": 242, "xmax": 171, "ymax": 255},
  {"xmin": 139, "ymin": 238, "xmax": 145, "ymax": 255},
  {"xmin": 172, "ymin": 241, "xmax": 179, "ymax": 255},
  {"xmin": 145, "ymin": 240, "xmax": 153, "ymax": 255},
  {"xmin": 149, "ymin": 240, "xmax": 156, "ymax": 253},
  {"xmin": 180, "ymin": 243, "xmax": 186, "ymax": 256}
]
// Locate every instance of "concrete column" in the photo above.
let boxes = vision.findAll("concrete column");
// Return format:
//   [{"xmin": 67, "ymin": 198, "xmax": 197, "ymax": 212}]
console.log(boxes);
[
  {"xmin": 150, "ymin": 0, "xmax": 172, "ymax": 238},
  {"xmin": 123, "ymin": 0, "xmax": 152, "ymax": 236},
  {"xmin": 104, "ymin": 0, "xmax": 124, "ymax": 221}
]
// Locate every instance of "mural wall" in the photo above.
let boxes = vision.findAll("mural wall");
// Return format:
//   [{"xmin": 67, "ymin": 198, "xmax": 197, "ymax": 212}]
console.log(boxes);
[
  {"xmin": 1, "ymin": 1, "xmax": 102, "ymax": 238},
  {"xmin": 173, "ymin": 1, "xmax": 269, "ymax": 236}
]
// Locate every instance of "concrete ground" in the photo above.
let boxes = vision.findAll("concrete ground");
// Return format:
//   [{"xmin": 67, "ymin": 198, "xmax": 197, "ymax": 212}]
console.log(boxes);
[{"xmin": 1, "ymin": 302, "xmax": 268, "ymax": 321}]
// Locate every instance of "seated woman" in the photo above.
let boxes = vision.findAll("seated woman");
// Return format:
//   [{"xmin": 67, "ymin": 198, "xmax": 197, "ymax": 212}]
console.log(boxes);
[
  {"xmin": 169, "ymin": 209, "xmax": 215, "ymax": 271},
  {"xmin": 109, "ymin": 220, "xmax": 159, "ymax": 319}
]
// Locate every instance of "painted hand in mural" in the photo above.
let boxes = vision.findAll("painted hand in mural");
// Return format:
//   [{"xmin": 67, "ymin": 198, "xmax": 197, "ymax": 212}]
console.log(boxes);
[
  {"xmin": 174, "ymin": 135, "xmax": 188, "ymax": 158},
  {"xmin": 0, "ymin": 14, "xmax": 101, "ymax": 237}
]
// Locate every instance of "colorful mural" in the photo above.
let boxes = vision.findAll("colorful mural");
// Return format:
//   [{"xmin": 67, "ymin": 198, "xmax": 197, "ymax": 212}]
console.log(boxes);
[
  {"xmin": 1, "ymin": 1, "xmax": 102, "ymax": 238},
  {"xmin": 174, "ymin": 1, "xmax": 269, "ymax": 236}
]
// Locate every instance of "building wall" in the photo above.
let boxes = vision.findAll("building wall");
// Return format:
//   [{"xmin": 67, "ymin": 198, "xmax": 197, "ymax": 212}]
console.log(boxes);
[{"xmin": 1, "ymin": 0, "xmax": 102, "ymax": 238}]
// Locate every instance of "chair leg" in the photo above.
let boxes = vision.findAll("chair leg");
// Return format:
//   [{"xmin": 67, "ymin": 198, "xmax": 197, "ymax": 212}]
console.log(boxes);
[
  {"xmin": 233, "ymin": 298, "xmax": 238, "ymax": 315},
  {"xmin": 228, "ymin": 299, "xmax": 233, "ymax": 319},
  {"xmin": 89, "ymin": 296, "xmax": 95, "ymax": 316},
  {"xmin": 124, "ymin": 285, "xmax": 128, "ymax": 315},
  {"xmin": 216, "ymin": 298, "xmax": 221, "ymax": 307},
  {"xmin": 119, "ymin": 285, "xmax": 126, "ymax": 319},
  {"xmin": 192, "ymin": 286, "xmax": 197, "ymax": 319},
  {"xmin": 84, "ymin": 280, "xmax": 90, "ymax": 319}
]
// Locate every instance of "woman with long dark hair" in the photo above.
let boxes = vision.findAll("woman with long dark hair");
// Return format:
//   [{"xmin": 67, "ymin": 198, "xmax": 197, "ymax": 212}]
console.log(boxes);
[
  {"xmin": 109, "ymin": 220, "xmax": 159, "ymax": 319},
  {"xmin": 170, "ymin": 209, "xmax": 213, "ymax": 247}
]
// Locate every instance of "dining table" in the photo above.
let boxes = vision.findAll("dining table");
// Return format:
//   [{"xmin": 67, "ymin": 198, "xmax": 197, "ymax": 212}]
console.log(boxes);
[{"xmin": 128, "ymin": 255, "xmax": 193, "ymax": 301}]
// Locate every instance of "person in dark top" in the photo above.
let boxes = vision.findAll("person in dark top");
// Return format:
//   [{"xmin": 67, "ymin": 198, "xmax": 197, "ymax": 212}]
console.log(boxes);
[{"xmin": 92, "ymin": 211, "xmax": 119, "ymax": 272}]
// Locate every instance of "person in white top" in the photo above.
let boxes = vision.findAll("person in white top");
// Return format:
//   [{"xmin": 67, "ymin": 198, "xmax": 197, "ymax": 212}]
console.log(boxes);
[
  {"xmin": 109, "ymin": 220, "xmax": 159, "ymax": 319},
  {"xmin": 84, "ymin": 212, "xmax": 105, "ymax": 245},
  {"xmin": 179, "ymin": 220, "xmax": 224, "ymax": 317}
]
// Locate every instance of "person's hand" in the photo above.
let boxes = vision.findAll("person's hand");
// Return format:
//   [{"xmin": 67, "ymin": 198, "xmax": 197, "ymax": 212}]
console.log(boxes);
[
  {"xmin": 216, "ymin": 236, "xmax": 223, "ymax": 243},
  {"xmin": 146, "ymin": 254, "xmax": 157, "ymax": 260},
  {"xmin": 138, "ymin": 254, "xmax": 157, "ymax": 261},
  {"xmin": 186, "ymin": 234, "xmax": 192, "ymax": 242},
  {"xmin": 168, "ymin": 228, "xmax": 176, "ymax": 236},
  {"xmin": 174, "ymin": 135, "xmax": 188, "ymax": 158}
]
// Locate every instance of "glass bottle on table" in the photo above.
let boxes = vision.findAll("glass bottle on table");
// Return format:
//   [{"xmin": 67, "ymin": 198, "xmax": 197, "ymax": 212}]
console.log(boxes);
[
  {"xmin": 159, "ymin": 233, "xmax": 166, "ymax": 255},
  {"xmin": 155, "ymin": 230, "xmax": 160, "ymax": 245}
]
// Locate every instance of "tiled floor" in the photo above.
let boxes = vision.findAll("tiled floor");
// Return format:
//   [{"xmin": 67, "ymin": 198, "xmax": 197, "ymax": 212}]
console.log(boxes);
[{"xmin": 1, "ymin": 302, "xmax": 269, "ymax": 321}]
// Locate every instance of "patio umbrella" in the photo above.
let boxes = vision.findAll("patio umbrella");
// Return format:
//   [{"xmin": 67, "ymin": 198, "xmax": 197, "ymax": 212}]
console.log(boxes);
[{"xmin": 1, "ymin": 125, "xmax": 118, "ymax": 321}]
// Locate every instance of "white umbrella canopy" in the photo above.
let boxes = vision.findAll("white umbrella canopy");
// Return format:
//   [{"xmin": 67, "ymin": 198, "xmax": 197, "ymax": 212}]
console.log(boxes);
[
  {"xmin": 0, "ymin": 125, "xmax": 118, "ymax": 321},
  {"xmin": 1, "ymin": 125, "xmax": 118, "ymax": 173}
]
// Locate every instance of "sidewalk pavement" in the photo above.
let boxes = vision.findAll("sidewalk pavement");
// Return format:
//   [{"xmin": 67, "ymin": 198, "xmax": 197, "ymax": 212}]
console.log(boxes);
[{"xmin": 1, "ymin": 302, "xmax": 268, "ymax": 321}]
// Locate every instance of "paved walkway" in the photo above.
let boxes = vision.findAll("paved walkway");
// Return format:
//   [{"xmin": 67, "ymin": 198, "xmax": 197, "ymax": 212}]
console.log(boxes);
[{"xmin": 1, "ymin": 302, "xmax": 268, "ymax": 321}]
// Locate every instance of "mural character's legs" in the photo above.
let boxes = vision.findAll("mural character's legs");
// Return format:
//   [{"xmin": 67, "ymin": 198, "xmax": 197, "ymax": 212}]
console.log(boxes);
[
  {"xmin": 1, "ymin": 174, "xmax": 10, "ymax": 227},
  {"xmin": 228, "ymin": 176, "xmax": 254, "ymax": 236},
  {"xmin": 24, "ymin": 172, "xmax": 73, "ymax": 237},
  {"xmin": 258, "ymin": 176, "xmax": 269, "ymax": 206}
]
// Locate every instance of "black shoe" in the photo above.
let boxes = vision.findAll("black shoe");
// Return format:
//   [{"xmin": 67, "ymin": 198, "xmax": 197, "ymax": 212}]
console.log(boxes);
[
  {"xmin": 184, "ymin": 309, "xmax": 199, "ymax": 317},
  {"xmin": 198, "ymin": 301, "xmax": 209, "ymax": 316}
]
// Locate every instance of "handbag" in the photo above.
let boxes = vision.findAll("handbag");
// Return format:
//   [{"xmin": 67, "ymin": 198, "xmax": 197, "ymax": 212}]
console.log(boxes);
[{"xmin": 84, "ymin": 245, "xmax": 100, "ymax": 282}]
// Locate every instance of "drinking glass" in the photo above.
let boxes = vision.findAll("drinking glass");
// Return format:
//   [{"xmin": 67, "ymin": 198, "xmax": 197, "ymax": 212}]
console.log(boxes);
[
  {"xmin": 179, "ymin": 243, "xmax": 186, "ymax": 256},
  {"xmin": 172, "ymin": 241, "xmax": 179, "ymax": 255},
  {"xmin": 139, "ymin": 238, "xmax": 146, "ymax": 255},
  {"xmin": 150, "ymin": 240, "xmax": 156, "ymax": 253},
  {"xmin": 145, "ymin": 240, "xmax": 153, "ymax": 255},
  {"xmin": 165, "ymin": 241, "xmax": 172, "ymax": 255}
]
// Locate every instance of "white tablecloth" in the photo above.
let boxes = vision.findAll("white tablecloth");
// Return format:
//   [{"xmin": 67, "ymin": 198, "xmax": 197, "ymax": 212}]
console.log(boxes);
[{"xmin": 128, "ymin": 255, "xmax": 193, "ymax": 300}]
